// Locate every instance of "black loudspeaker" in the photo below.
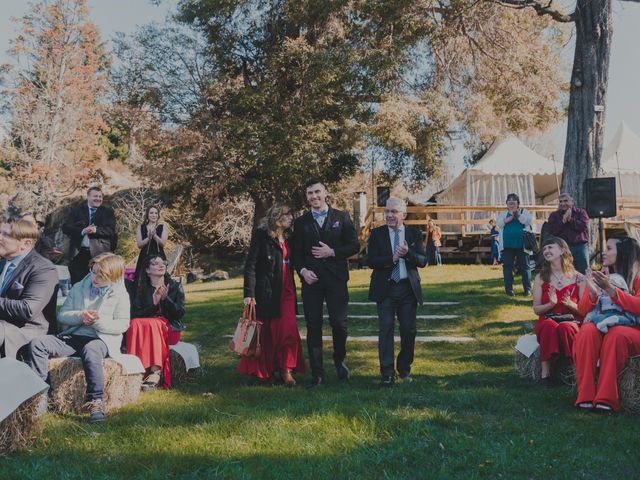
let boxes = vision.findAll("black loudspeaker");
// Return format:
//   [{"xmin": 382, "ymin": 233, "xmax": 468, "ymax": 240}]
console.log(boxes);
[
  {"xmin": 585, "ymin": 177, "xmax": 617, "ymax": 218},
  {"xmin": 376, "ymin": 186, "xmax": 390, "ymax": 207}
]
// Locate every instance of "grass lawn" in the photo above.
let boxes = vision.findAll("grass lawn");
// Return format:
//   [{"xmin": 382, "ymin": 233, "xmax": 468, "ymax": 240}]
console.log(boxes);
[{"xmin": 3, "ymin": 265, "xmax": 640, "ymax": 479}]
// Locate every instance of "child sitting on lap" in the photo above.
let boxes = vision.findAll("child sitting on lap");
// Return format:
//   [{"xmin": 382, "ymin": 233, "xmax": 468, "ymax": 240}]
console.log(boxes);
[{"xmin": 585, "ymin": 273, "xmax": 638, "ymax": 333}]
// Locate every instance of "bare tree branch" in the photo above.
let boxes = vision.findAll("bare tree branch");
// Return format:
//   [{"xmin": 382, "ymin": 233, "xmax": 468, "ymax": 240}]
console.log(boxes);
[{"xmin": 492, "ymin": 0, "xmax": 576, "ymax": 22}]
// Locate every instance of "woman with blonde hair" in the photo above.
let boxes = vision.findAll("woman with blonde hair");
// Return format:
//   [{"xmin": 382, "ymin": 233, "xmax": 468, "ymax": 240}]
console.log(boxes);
[
  {"xmin": 532, "ymin": 237, "xmax": 585, "ymax": 386},
  {"xmin": 238, "ymin": 203, "xmax": 305, "ymax": 385},
  {"xmin": 27, "ymin": 253, "xmax": 130, "ymax": 423}
]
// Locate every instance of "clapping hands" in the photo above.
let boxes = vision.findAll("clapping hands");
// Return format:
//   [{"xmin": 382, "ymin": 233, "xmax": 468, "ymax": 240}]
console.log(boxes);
[
  {"xmin": 152, "ymin": 284, "xmax": 169, "ymax": 305},
  {"xmin": 393, "ymin": 240, "xmax": 409, "ymax": 263}
]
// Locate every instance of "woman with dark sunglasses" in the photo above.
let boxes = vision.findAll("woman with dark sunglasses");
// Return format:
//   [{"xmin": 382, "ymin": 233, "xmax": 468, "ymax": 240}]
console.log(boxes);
[{"xmin": 126, "ymin": 255, "xmax": 185, "ymax": 389}]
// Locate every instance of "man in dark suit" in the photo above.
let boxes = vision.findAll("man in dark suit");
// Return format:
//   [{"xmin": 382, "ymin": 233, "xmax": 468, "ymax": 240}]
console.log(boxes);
[
  {"xmin": 367, "ymin": 197, "xmax": 427, "ymax": 386},
  {"xmin": 0, "ymin": 216, "xmax": 58, "ymax": 358},
  {"xmin": 293, "ymin": 178, "xmax": 359, "ymax": 388},
  {"xmin": 63, "ymin": 186, "xmax": 117, "ymax": 284}
]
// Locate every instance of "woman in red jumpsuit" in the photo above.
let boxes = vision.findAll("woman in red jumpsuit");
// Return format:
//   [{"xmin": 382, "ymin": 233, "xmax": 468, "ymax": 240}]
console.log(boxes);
[
  {"xmin": 532, "ymin": 237, "xmax": 584, "ymax": 386},
  {"xmin": 574, "ymin": 237, "xmax": 640, "ymax": 412}
]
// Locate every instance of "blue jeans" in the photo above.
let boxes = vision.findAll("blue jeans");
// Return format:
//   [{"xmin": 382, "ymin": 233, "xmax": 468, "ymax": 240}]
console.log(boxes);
[
  {"xmin": 502, "ymin": 248, "xmax": 531, "ymax": 294},
  {"xmin": 570, "ymin": 242, "xmax": 589, "ymax": 274}
]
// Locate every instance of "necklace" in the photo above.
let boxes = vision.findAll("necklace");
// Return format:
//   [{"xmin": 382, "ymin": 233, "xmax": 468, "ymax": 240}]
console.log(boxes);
[{"xmin": 551, "ymin": 270, "xmax": 565, "ymax": 288}]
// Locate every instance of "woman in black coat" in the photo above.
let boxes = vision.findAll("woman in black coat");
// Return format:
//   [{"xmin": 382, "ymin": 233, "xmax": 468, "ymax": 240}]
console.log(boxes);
[
  {"xmin": 126, "ymin": 255, "xmax": 185, "ymax": 389},
  {"xmin": 238, "ymin": 203, "xmax": 305, "ymax": 385}
]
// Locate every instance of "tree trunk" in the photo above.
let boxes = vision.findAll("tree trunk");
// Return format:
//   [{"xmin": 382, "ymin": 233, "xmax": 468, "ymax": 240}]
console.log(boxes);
[
  {"xmin": 251, "ymin": 195, "xmax": 270, "ymax": 228},
  {"xmin": 561, "ymin": 0, "xmax": 612, "ymax": 208}
]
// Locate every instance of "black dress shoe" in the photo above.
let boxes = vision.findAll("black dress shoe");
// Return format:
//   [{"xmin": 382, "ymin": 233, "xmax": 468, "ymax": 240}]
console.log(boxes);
[
  {"xmin": 306, "ymin": 377, "xmax": 323, "ymax": 389},
  {"xmin": 379, "ymin": 375, "xmax": 394, "ymax": 387},
  {"xmin": 336, "ymin": 362, "xmax": 351, "ymax": 380}
]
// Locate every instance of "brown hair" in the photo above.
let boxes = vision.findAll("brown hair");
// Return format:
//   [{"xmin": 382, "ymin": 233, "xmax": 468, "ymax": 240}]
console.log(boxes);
[
  {"xmin": 142, "ymin": 205, "xmax": 161, "ymax": 226},
  {"xmin": 89, "ymin": 253, "xmax": 125, "ymax": 284},
  {"xmin": 539, "ymin": 237, "xmax": 575, "ymax": 283},
  {"xmin": 87, "ymin": 186, "xmax": 102, "ymax": 195},
  {"xmin": 259, "ymin": 203, "xmax": 293, "ymax": 239},
  {"xmin": 3, "ymin": 216, "xmax": 40, "ymax": 242}
]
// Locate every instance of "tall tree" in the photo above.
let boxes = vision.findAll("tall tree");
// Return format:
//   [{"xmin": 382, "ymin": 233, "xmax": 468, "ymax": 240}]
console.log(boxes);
[
  {"xmin": 495, "ymin": 0, "xmax": 640, "ymax": 207},
  {"xmin": 2, "ymin": 0, "xmax": 109, "ymax": 216},
  {"xmin": 111, "ymin": 1, "xmax": 567, "ymax": 241}
]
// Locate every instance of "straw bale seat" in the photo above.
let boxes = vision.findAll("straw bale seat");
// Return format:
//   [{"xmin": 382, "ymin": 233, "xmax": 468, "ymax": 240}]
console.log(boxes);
[
  {"xmin": 515, "ymin": 348, "xmax": 575, "ymax": 386},
  {"xmin": 47, "ymin": 356, "xmax": 144, "ymax": 414},
  {"xmin": 169, "ymin": 342, "xmax": 201, "ymax": 384},
  {"xmin": 618, "ymin": 356, "xmax": 640, "ymax": 414},
  {"xmin": 0, "ymin": 395, "xmax": 41, "ymax": 454}
]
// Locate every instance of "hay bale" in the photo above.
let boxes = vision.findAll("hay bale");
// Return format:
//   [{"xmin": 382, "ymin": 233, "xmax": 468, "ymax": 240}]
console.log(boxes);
[
  {"xmin": 618, "ymin": 356, "xmax": 640, "ymax": 414},
  {"xmin": 0, "ymin": 394, "xmax": 41, "ymax": 455},
  {"xmin": 515, "ymin": 349, "xmax": 576, "ymax": 386},
  {"xmin": 169, "ymin": 349, "xmax": 201, "ymax": 384},
  {"xmin": 515, "ymin": 348, "xmax": 542, "ymax": 382},
  {"xmin": 48, "ymin": 357, "xmax": 143, "ymax": 414}
]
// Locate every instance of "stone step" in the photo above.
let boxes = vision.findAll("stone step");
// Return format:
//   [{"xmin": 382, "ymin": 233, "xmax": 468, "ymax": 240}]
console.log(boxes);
[
  {"xmin": 301, "ymin": 335, "xmax": 474, "ymax": 343},
  {"xmin": 297, "ymin": 301, "xmax": 460, "ymax": 306},
  {"xmin": 295, "ymin": 314, "xmax": 460, "ymax": 320}
]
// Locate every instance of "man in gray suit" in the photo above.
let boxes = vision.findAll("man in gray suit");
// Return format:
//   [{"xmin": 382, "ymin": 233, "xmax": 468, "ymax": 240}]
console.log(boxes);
[{"xmin": 0, "ymin": 216, "xmax": 58, "ymax": 358}]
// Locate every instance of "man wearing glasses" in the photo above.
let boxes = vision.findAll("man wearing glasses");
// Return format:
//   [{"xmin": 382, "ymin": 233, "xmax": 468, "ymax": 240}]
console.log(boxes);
[
  {"xmin": 0, "ymin": 216, "xmax": 58, "ymax": 358},
  {"xmin": 366, "ymin": 197, "xmax": 427, "ymax": 387}
]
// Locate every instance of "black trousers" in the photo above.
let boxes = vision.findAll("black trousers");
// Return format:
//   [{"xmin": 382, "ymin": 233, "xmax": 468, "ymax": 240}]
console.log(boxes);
[
  {"xmin": 70, "ymin": 248, "xmax": 92, "ymax": 285},
  {"xmin": 301, "ymin": 275, "xmax": 349, "ymax": 378},
  {"xmin": 376, "ymin": 280, "xmax": 417, "ymax": 377}
]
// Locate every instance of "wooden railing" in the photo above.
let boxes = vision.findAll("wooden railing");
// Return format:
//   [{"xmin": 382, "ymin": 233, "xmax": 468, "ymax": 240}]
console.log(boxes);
[{"xmin": 358, "ymin": 199, "xmax": 640, "ymax": 247}]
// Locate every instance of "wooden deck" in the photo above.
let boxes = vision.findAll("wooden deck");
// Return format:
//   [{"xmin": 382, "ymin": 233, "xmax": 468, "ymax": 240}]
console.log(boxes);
[{"xmin": 357, "ymin": 198, "xmax": 640, "ymax": 263}]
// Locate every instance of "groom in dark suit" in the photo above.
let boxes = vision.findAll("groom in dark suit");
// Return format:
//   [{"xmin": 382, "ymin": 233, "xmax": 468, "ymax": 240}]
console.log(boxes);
[
  {"xmin": 293, "ymin": 178, "xmax": 359, "ymax": 387},
  {"xmin": 63, "ymin": 186, "xmax": 117, "ymax": 284},
  {"xmin": 367, "ymin": 197, "xmax": 427, "ymax": 386},
  {"xmin": 0, "ymin": 216, "xmax": 58, "ymax": 358}
]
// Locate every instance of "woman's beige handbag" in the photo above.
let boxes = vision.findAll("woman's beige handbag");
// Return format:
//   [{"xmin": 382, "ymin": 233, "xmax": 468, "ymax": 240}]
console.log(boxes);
[{"xmin": 229, "ymin": 301, "xmax": 262, "ymax": 357}]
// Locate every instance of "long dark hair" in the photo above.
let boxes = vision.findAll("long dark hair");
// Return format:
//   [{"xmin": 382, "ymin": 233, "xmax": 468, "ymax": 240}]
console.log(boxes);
[
  {"xmin": 142, "ymin": 206, "xmax": 161, "ymax": 226},
  {"xmin": 136, "ymin": 255, "xmax": 172, "ymax": 299},
  {"xmin": 610, "ymin": 237, "xmax": 640, "ymax": 294}
]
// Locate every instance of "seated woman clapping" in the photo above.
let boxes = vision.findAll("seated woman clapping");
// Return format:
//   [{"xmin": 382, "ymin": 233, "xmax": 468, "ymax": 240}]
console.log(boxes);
[
  {"xmin": 27, "ymin": 253, "xmax": 130, "ymax": 424},
  {"xmin": 126, "ymin": 255, "xmax": 185, "ymax": 390},
  {"xmin": 532, "ymin": 237, "xmax": 584, "ymax": 386}
]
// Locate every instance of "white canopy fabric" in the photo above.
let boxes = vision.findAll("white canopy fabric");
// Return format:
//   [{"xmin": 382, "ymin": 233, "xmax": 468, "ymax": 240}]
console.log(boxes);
[
  {"xmin": 602, "ymin": 122, "xmax": 640, "ymax": 200},
  {"xmin": 436, "ymin": 137, "xmax": 562, "ymax": 231}
]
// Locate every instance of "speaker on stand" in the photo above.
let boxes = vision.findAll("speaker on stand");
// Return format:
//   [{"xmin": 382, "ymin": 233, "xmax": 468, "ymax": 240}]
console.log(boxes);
[
  {"xmin": 585, "ymin": 177, "xmax": 617, "ymax": 265},
  {"xmin": 376, "ymin": 186, "xmax": 390, "ymax": 207}
]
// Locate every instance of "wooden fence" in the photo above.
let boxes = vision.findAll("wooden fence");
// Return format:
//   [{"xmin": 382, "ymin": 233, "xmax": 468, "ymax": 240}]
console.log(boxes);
[{"xmin": 359, "ymin": 198, "xmax": 640, "ymax": 248}]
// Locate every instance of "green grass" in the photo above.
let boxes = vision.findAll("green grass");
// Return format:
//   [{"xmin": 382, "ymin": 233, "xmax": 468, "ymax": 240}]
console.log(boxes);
[{"xmin": 3, "ymin": 265, "xmax": 640, "ymax": 479}]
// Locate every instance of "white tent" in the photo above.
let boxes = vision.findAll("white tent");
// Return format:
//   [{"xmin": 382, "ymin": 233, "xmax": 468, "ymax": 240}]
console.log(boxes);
[
  {"xmin": 436, "ymin": 136, "xmax": 562, "ymax": 207},
  {"xmin": 602, "ymin": 122, "xmax": 640, "ymax": 200},
  {"xmin": 435, "ymin": 136, "xmax": 562, "ymax": 232}
]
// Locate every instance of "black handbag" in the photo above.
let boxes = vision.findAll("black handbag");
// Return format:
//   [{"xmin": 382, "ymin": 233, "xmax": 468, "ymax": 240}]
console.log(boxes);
[{"xmin": 522, "ymin": 230, "xmax": 538, "ymax": 253}]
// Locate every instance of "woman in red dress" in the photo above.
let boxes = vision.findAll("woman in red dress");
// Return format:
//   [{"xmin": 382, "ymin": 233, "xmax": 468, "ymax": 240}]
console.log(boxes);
[
  {"xmin": 238, "ymin": 203, "xmax": 305, "ymax": 385},
  {"xmin": 574, "ymin": 237, "xmax": 640, "ymax": 412},
  {"xmin": 532, "ymin": 237, "xmax": 584, "ymax": 386},
  {"xmin": 127, "ymin": 255, "xmax": 185, "ymax": 389}
]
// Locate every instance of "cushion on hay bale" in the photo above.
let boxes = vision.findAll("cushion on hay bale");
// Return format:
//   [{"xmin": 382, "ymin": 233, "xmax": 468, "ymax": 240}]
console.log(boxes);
[
  {"xmin": 0, "ymin": 358, "xmax": 48, "ymax": 454},
  {"xmin": 48, "ymin": 355, "xmax": 144, "ymax": 414},
  {"xmin": 618, "ymin": 356, "xmax": 640, "ymax": 414},
  {"xmin": 169, "ymin": 342, "xmax": 201, "ymax": 383}
]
